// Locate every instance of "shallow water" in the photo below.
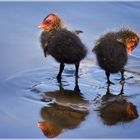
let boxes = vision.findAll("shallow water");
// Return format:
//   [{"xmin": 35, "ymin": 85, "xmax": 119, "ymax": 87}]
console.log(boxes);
[{"xmin": 0, "ymin": 2, "xmax": 140, "ymax": 138}]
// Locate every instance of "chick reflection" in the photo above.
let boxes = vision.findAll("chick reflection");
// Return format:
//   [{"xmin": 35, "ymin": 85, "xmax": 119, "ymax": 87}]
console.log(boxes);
[
  {"xmin": 38, "ymin": 78, "xmax": 89, "ymax": 138},
  {"xmin": 99, "ymin": 83, "xmax": 139, "ymax": 126}
]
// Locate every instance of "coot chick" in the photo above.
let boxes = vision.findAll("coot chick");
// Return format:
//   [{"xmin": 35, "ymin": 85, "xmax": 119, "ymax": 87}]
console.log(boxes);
[
  {"xmin": 93, "ymin": 28, "xmax": 139, "ymax": 84},
  {"xmin": 38, "ymin": 13, "xmax": 87, "ymax": 81}
]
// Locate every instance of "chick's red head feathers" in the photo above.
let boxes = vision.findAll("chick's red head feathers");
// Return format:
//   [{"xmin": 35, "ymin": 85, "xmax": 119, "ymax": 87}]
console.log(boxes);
[
  {"xmin": 38, "ymin": 13, "xmax": 63, "ymax": 32},
  {"xmin": 126, "ymin": 34, "xmax": 139, "ymax": 55},
  {"xmin": 117, "ymin": 28, "xmax": 139, "ymax": 55}
]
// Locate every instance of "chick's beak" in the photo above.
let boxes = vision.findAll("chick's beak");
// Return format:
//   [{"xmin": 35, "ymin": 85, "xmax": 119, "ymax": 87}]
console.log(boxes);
[
  {"xmin": 38, "ymin": 21, "xmax": 46, "ymax": 29},
  {"xmin": 128, "ymin": 49, "xmax": 132, "ymax": 55},
  {"xmin": 38, "ymin": 122, "xmax": 46, "ymax": 130}
]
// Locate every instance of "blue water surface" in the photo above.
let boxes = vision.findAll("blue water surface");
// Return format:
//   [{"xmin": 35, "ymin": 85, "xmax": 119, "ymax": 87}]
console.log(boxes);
[{"xmin": 0, "ymin": 2, "xmax": 140, "ymax": 138}]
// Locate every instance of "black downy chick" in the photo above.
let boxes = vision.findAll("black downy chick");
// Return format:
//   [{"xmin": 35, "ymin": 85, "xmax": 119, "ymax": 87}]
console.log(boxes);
[
  {"xmin": 38, "ymin": 13, "xmax": 87, "ymax": 81},
  {"xmin": 93, "ymin": 28, "xmax": 139, "ymax": 84}
]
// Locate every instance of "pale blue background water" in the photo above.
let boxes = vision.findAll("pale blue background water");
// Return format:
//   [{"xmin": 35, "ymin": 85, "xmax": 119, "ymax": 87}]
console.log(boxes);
[{"xmin": 0, "ymin": 2, "xmax": 140, "ymax": 138}]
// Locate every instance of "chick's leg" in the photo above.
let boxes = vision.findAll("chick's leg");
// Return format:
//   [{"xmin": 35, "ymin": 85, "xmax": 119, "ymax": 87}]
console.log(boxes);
[
  {"xmin": 105, "ymin": 71, "xmax": 114, "ymax": 85},
  {"xmin": 120, "ymin": 68, "xmax": 125, "ymax": 81},
  {"xmin": 75, "ymin": 63, "xmax": 79, "ymax": 78},
  {"xmin": 57, "ymin": 63, "xmax": 65, "ymax": 82}
]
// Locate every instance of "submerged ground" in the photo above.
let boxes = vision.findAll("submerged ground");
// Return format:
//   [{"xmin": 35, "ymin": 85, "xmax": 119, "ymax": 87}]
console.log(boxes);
[{"xmin": 0, "ymin": 2, "xmax": 140, "ymax": 138}]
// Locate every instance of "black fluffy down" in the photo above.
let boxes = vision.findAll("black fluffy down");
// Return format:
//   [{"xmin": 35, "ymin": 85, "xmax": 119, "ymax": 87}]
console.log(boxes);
[
  {"xmin": 94, "ymin": 32, "xmax": 127, "ymax": 73},
  {"xmin": 40, "ymin": 29, "xmax": 87, "ymax": 64}
]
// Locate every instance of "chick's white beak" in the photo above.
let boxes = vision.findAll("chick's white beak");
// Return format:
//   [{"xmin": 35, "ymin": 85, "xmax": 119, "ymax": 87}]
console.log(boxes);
[
  {"xmin": 128, "ymin": 49, "xmax": 132, "ymax": 55},
  {"xmin": 38, "ymin": 22, "xmax": 45, "ymax": 29}
]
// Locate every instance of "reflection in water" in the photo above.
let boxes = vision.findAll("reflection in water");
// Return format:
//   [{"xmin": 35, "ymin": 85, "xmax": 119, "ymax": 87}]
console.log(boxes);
[
  {"xmin": 98, "ymin": 83, "xmax": 139, "ymax": 126},
  {"xmin": 38, "ymin": 78, "xmax": 89, "ymax": 138},
  {"xmin": 40, "ymin": 78, "xmax": 89, "ymax": 108},
  {"xmin": 39, "ymin": 103, "xmax": 88, "ymax": 138}
]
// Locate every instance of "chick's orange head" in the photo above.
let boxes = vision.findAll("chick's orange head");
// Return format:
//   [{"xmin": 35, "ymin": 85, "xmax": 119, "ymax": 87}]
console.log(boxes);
[
  {"xmin": 126, "ymin": 34, "xmax": 139, "ymax": 55},
  {"xmin": 38, "ymin": 13, "xmax": 62, "ymax": 32}
]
